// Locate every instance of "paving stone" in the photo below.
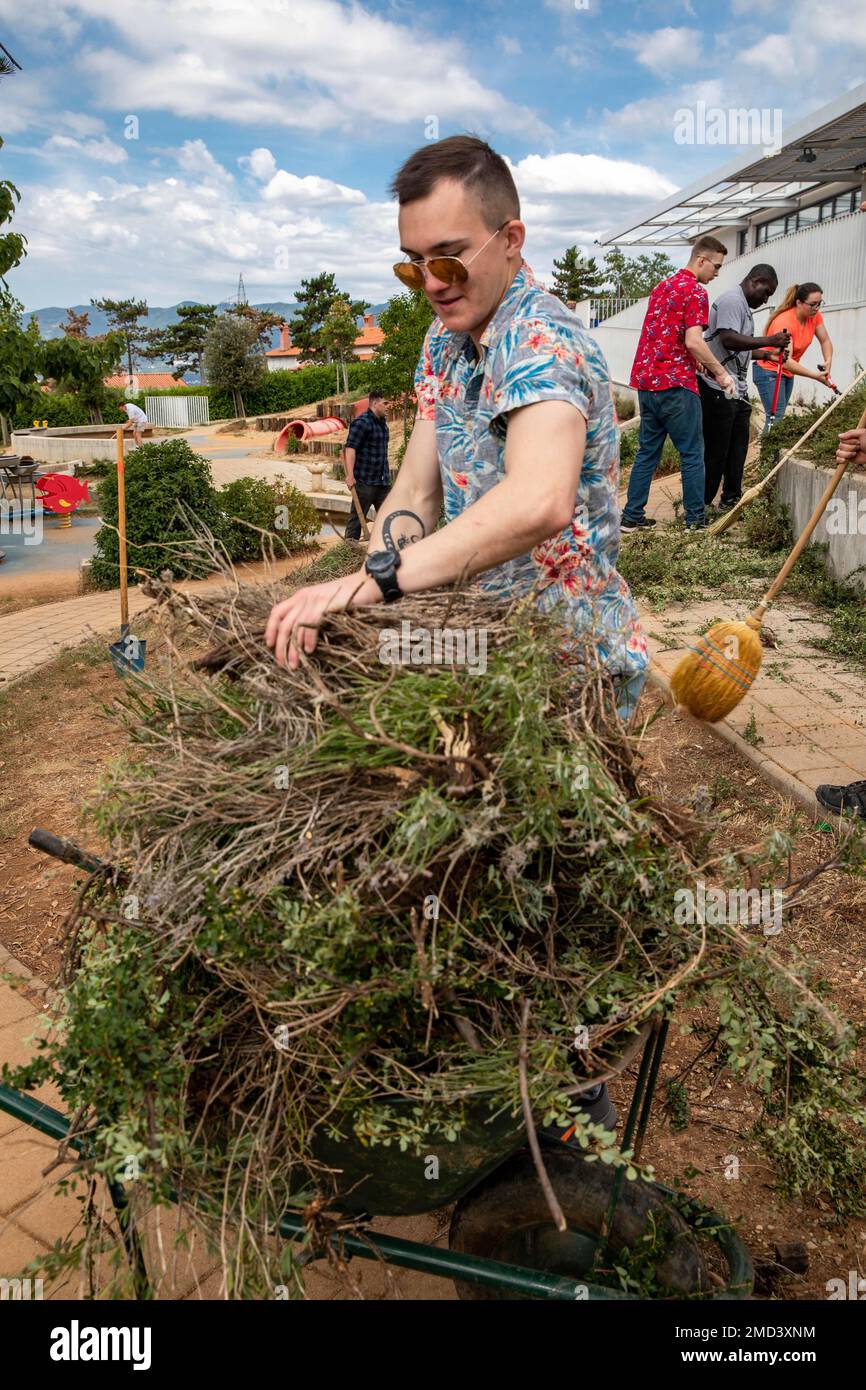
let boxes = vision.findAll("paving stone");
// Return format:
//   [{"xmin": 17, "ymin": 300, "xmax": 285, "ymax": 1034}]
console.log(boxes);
[
  {"xmin": 0, "ymin": 985, "xmax": 35, "ymax": 1030},
  {"xmin": 0, "ymin": 1219, "xmax": 50, "ymax": 1289},
  {"xmin": 0, "ymin": 1127, "xmax": 62, "ymax": 1217}
]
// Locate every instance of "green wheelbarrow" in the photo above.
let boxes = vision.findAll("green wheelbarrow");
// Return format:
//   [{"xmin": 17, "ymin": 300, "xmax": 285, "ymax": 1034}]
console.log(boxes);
[{"xmin": 0, "ymin": 829, "xmax": 754, "ymax": 1302}]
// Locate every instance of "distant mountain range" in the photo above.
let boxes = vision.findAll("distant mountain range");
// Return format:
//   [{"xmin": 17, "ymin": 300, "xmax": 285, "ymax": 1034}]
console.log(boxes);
[{"xmin": 23, "ymin": 299, "xmax": 388, "ymax": 378}]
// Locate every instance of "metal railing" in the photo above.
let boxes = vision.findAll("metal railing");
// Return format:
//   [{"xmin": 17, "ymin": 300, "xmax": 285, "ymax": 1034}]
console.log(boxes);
[
  {"xmin": 588, "ymin": 297, "xmax": 640, "ymax": 325},
  {"xmin": 145, "ymin": 394, "xmax": 210, "ymax": 428}
]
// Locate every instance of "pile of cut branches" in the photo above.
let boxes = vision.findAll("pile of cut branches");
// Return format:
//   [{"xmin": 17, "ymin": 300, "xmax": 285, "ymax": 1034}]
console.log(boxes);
[{"xmin": 8, "ymin": 544, "xmax": 866, "ymax": 1298}]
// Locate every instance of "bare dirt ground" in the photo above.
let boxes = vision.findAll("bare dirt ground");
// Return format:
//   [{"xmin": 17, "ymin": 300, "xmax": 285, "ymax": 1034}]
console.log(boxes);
[{"xmin": 1, "ymin": 637, "xmax": 864, "ymax": 1300}]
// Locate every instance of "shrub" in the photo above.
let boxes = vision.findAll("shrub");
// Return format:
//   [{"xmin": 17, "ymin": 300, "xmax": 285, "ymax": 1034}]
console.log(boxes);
[
  {"xmin": 614, "ymin": 393, "xmax": 636, "ymax": 421},
  {"xmin": 89, "ymin": 438, "xmax": 222, "ymax": 589},
  {"xmin": 758, "ymin": 376, "xmax": 866, "ymax": 472},
  {"xmin": 218, "ymin": 477, "xmax": 282, "ymax": 562},
  {"xmin": 271, "ymin": 474, "xmax": 320, "ymax": 546},
  {"xmin": 217, "ymin": 475, "xmax": 319, "ymax": 561}
]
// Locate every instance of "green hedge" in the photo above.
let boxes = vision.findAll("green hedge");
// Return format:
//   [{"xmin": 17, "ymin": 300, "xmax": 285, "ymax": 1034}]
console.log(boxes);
[
  {"xmin": 205, "ymin": 361, "xmax": 371, "ymax": 419},
  {"xmin": 18, "ymin": 362, "xmax": 372, "ymax": 430}
]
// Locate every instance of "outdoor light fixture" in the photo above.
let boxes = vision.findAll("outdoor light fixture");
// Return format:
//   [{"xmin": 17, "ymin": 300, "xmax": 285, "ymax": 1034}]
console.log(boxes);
[{"xmin": 797, "ymin": 146, "xmax": 818, "ymax": 163}]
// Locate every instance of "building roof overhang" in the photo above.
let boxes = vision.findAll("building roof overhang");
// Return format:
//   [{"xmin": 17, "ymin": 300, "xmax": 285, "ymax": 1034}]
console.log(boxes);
[{"xmin": 600, "ymin": 84, "xmax": 866, "ymax": 248}]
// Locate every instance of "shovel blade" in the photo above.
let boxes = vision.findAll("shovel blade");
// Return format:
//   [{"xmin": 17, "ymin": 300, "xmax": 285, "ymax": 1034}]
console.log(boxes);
[{"xmin": 109, "ymin": 625, "xmax": 147, "ymax": 676}]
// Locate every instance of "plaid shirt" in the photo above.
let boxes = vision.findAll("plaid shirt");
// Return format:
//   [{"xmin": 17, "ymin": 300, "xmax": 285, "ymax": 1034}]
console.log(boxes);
[{"xmin": 345, "ymin": 409, "xmax": 390, "ymax": 485}]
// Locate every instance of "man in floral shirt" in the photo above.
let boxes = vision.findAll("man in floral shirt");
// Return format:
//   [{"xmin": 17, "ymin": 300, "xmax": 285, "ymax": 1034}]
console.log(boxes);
[
  {"xmin": 266, "ymin": 135, "xmax": 647, "ymax": 724},
  {"xmin": 622, "ymin": 239, "xmax": 735, "ymax": 532}
]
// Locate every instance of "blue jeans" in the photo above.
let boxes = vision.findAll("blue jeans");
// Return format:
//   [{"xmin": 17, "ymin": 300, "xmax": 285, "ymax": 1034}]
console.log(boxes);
[
  {"xmin": 753, "ymin": 364, "xmax": 793, "ymax": 432},
  {"xmin": 623, "ymin": 388, "xmax": 705, "ymax": 526}
]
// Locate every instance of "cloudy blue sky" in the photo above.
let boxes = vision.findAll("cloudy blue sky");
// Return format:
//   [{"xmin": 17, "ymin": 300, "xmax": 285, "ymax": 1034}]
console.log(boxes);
[{"xmin": 1, "ymin": 0, "xmax": 865, "ymax": 310}]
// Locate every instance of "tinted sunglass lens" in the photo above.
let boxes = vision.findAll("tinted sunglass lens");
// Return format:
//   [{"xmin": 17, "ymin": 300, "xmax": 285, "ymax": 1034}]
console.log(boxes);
[
  {"xmin": 428, "ymin": 258, "xmax": 466, "ymax": 285},
  {"xmin": 394, "ymin": 262, "xmax": 423, "ymax": 287}
]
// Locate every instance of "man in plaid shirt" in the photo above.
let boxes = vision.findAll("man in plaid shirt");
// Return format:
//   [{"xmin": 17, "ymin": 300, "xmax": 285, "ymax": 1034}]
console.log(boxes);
[{"xmin": 344, "ymin": 391, "xmax": 391, "ymax": 540}]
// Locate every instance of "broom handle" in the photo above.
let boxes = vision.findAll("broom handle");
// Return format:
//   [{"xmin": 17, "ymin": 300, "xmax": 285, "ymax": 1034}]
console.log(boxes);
[
  {"xmin": 756, "ymin": 366, "xmax": 866, "ymax": 492},
  {"xmin": 754, "ymin": 456, "xmax": 850, "ymax": 617}
]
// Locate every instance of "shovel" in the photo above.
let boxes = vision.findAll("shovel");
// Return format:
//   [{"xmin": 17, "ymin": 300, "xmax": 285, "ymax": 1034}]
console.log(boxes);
[{"xmin": 108, "ymin": 426, "xmax": 147, "ymax": 677}]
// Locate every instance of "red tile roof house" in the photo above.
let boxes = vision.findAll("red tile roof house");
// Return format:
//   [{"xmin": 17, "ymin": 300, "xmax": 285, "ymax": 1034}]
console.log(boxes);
[
  {"xmin": 265, "ymin": 314, "xmax": 384, "ymax": 372},
  {"xmin": 104, "ymin": 373, "xmax": 188, "ymax": 389}
]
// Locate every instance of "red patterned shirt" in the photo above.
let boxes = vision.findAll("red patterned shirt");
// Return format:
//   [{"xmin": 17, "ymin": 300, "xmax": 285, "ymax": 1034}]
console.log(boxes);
[{"xmin": 629, "ymin": 268, "xmax": 708, "ymax": 394}]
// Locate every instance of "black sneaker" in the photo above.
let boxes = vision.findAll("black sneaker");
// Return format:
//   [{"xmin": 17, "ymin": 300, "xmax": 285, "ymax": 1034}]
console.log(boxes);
[
  {"xmin": 685, "ymin": 520, "xmax": 707, "ymax": 530},
  {"xmin": 620, "ymin": 518, "xmax": 657, "ymax": 534},
  {"xmin": 815, "ymin": 780, "xmax": 866, "ymax": 820},
  {"xmin": 541, "ymin": 1083, "xmax": 619, "ymax": 1148}
]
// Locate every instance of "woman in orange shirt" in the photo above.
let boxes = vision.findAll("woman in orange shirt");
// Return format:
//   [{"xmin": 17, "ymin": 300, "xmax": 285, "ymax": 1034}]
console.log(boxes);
[{"xmin": 753, "ymin": 282, "xmax": 834, "ymax": 431}]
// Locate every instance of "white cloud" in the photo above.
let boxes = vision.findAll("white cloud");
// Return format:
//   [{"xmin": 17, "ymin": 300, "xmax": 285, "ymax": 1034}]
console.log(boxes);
[
  {"xmin": 240, "ymin": 147, "xmax": 278, "ymax": 182},
  {"xmin": 619, "ymin": 27, "xmax": 702, "ymax": 77},
  {"xmin": 174, "ymin": 139, "xmax": 232, "ymax": 182},
  {"xmin": 7, "ymin": 0, "xmax": 548, "ymax": 140},
  {"xmin": 508, "ymin": 152, "xmax": 677, "ymax": 202},
  {"xmin": 498, "ymin": 36, "xmax": 522, "ymax": 56},
  {"xmin": 741, "ymin": 34, "xmax": 797, "ymax": 70},
  {"xmin": 43, "ymin": 133, "xmax": 128, "ymax": 165},
  {"xmin": 261, "ymin": 170, "xmax": 367, "ymax": 207}
]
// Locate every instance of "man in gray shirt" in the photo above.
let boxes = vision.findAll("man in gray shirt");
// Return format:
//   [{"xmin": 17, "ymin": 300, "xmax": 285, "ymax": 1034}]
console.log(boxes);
[{"xmin": 699, "ymin": 265, "xmax": 790, "ymax": 509}]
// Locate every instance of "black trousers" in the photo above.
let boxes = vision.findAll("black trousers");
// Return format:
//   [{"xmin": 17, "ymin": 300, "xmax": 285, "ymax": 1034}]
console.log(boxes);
[
  {"xmin": 344, "ymin": 482, "xmax": 390, "ymax": 541},
  {"xmin": 698, "ymin": 377, "xmax": 752, "ymax": 507}
]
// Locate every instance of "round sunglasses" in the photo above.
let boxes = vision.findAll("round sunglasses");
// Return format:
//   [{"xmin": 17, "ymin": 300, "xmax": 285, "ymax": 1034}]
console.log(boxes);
[{"xmin": 393, "ymin": 222, "xmax": 510, "ymax": 290}]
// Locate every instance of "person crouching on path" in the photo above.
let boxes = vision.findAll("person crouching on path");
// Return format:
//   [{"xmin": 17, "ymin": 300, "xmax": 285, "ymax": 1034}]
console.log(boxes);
[
  {"xmin": 621, "ymin": 238, "xmax": 735, "ymax": 533},
  {"xmin": 120, "ymin": 401, "xmax": 148, "ymax": 448},
  {"xmin": 343, "ymin": 391, "xmax": 391, "ymax": 542},
  {"xmin": 753, "ymin": 282, "xmax": 834, "ymax": 433},
  {"xmin": 700, "ymin": 265, "xmax": 790, "ymax": 512},
  {"xmin": 265, "ymin": 134, "xmax": 647, "ymax": 727}
]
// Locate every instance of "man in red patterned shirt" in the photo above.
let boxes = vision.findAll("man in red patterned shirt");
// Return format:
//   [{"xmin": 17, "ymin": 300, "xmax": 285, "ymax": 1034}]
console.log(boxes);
[{"xmin": 622, "ymin": 236, "xmax": 735, "ymax": 532}]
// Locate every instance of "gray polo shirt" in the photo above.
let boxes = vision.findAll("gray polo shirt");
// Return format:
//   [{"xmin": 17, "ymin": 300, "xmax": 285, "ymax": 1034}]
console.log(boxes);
[{"xmin": 703, "ymin": 286, "xmax": 754, "ymax": 400}]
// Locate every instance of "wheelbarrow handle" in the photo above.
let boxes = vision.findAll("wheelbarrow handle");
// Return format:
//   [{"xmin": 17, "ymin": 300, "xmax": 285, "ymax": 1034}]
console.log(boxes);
[{"xmin": 28, "ymin": 828, "xmax": 107, "ymax": 875}]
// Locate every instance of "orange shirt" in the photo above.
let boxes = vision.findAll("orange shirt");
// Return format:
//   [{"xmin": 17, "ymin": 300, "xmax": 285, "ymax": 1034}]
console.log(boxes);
[{"xmin": 755, "ymin": 305, "xmax": 824, "ymax": 378}]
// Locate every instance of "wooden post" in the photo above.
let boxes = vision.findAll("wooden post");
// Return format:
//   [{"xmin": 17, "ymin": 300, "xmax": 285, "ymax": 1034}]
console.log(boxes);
[{"xmin": 116, "ymin": 426, "xmax": 128, "ymax": 629}]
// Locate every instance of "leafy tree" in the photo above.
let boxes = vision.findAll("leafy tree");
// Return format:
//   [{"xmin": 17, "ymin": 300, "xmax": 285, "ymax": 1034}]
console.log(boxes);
[
  {"xmin": 42, "ymin": 331, "xmax": 125, "ymax": 424},
  {"xmin": 0, "ymin": 144, "xmax": 25, "ymax": 313},
  {"xmin": 62, "ymin": 307, "xmax": 91, "ymax": 338},
  {"xmin": 0, "ymin": 299, "xmax": 41, "ymax": 444},
  {"xmin": 89, "ymin": 438, "xmax": 223, "ymax": 589},
  {"xmin": 319, "ymin": 296, "xmax": 358, "ymax": 395},
  {"xmin": 291, "ymin": 272, "xmax": 367, "ymax": 363},
  {"xmin": 367, "ymin": 288, "xmax": 433, "ymax": 441},
  {"xmin": 143, "ymin": 302, "xmax": 217, "ymax": 381},
  {"xmin": 602, "ymin": 248, "xmax": 676, "ymax": 300},
  {"xmin": 226, "ymin": 302, "xmax": 284, "ymax": 355},
  {"xmin": 550, "ymin": 247, "xmax": 604, "ymax": 303},
  {"xmin": 91, "ymin": 297, "xmax": 148, "ymax": 381},
  {"xmin": 202, "ymin": 313, "xmax": 265, "ymax": 419}
]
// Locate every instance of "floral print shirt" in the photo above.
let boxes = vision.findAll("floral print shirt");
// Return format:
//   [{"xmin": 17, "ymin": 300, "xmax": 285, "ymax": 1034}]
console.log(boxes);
[
  {"xmin": 414, "ymin": 262, "xmax": 647, "ymax": 708},
  {"xmin": 629, "ymin": 267, "xmax": 708, "ymax": 395}
]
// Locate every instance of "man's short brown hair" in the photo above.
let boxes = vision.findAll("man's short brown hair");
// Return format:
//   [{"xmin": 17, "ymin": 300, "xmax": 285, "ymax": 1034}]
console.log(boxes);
[
  {"xmin": 389, "ymin": 135, "xmax": 520, "ymax": 231},
  {"xmin": 690, "ymin": 235, "xmax": 727, "ymax": 259}
]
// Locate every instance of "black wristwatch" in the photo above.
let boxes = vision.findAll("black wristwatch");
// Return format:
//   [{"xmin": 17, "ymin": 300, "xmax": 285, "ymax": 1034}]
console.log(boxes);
[{"xmin": 365, "ymin": 548, "xmax": 402, "ymax": 603}]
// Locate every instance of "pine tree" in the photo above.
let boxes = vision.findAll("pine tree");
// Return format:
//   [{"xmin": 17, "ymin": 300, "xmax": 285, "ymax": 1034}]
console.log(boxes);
[
  {"xmin": 143, "ymin": 303, "xmax": 218, "ymax": 381},
  {"xmin": 550, "ymin": 247, "xmax": 604, "ymax": 303},
  {"xmin": 91, "ymin": 297, "xmax": 149, "ymax": 381}
]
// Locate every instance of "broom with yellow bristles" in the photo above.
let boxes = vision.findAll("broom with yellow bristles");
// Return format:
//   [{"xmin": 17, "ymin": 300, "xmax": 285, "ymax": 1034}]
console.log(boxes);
[
  {"xmin": 708, "ymin": 366, "xmax": 866, "ymax": 536},
  {"xmin": 671, "ymin": 443, "xmax": 859, "ymax": 721}
]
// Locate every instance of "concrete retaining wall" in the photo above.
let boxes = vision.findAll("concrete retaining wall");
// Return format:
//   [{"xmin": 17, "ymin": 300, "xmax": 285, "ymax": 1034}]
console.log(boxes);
[
  {"xmin": 11, "ymin": 425, "xmax": 153, "ymax": 465},
  {"xmin": 777, "ymin": 456, "xmax": 866, "ymax": 590}
]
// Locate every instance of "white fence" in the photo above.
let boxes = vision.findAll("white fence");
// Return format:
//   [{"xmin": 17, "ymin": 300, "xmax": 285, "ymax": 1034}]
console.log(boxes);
[{"xmin": 145, "ymin": 395, "xmax": 210, "ymax": 428}]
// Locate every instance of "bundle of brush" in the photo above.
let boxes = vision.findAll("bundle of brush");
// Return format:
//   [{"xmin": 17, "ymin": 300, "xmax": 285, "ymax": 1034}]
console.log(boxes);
[
  {"xmin": 63, "ymin": 555, "xmax": 706, "ymax": 1153},
  {"xmin": 24, "ymin": 544, "xmax": 865, "ymax": 1298}
]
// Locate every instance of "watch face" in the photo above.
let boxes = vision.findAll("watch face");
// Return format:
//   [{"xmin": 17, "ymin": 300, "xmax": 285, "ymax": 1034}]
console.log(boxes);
[{"xmin": 366, "ymin": 549, "xmax": 399, "ymax": 577}]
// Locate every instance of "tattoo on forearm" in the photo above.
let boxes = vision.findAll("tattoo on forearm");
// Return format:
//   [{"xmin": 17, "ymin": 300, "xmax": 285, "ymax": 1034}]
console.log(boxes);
[{"xmin": 382, "ymin": 509, "xmax": 426, "ymax": 554}]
